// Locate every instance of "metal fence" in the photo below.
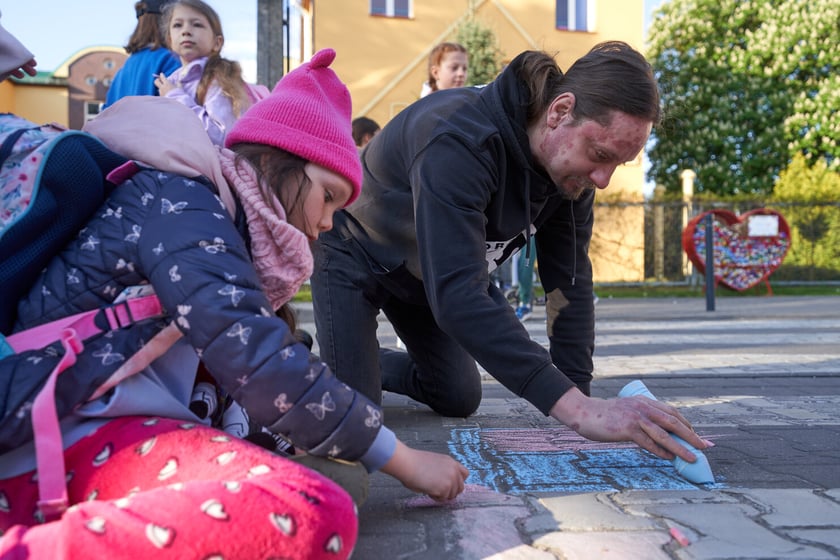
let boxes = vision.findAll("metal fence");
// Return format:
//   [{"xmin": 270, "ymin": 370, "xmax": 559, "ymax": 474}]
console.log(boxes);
[{"xmin": 595, "ymin": 199, "xmax": 840, "ymax": 284}]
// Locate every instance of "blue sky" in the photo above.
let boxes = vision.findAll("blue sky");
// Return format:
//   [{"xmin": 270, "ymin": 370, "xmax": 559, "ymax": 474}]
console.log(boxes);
[
  {"xmin": 2, "ymin": 2, "xmax": 260, "ymax": 80},
  {"xmin": 4, "ymin": 1, "xmax": 666, "ymax": 84}
]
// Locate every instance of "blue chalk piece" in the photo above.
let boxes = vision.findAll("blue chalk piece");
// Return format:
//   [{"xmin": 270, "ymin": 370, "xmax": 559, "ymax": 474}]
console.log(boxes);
[
  {"xmin": 619, "ymin": 380, "xmax": 715, "ymax": 484},
  {"xmin": 671, "ymin": 435, "xmax": 715, "ymax": 484}
]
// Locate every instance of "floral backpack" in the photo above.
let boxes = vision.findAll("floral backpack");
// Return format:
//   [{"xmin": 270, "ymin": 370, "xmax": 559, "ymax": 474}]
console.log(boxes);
[
  {"xmin": 0, "ymin": 113, "xmax": 130, "ymax": 333},
  {"xmin": 0, "ymin": 113, "xmax": 171, "ymax": 520}
]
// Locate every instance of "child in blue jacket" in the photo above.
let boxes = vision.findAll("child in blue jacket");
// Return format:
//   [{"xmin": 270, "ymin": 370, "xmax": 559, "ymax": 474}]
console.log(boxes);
[{"xmin": 103, "ymin": 0, "xmax": 181, "ymax": 109}]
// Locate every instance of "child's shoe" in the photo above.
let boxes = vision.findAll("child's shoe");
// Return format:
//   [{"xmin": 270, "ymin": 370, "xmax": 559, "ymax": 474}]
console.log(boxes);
[
  {"xmin": 189, "ymin": 381, "xmax": 219, "ymax": 421},
  {"xmin": 221, "ymin": 400, "xmax": 252, "ymax": 439},
  {"xmin": 515, "ymin": 305, "xmax": 532, "ymax": 321}
]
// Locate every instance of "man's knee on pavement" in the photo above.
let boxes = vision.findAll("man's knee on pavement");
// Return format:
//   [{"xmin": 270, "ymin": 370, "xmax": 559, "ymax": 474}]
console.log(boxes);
[{"xmin": 428, "ymin": 390, "xmax": 481, "ymax": 418}]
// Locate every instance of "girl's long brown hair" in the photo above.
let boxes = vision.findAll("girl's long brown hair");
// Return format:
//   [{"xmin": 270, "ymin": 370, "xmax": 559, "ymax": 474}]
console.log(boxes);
[{"xmin": 126, "ymin": 1, "xmax": 169, "ymax": 53}]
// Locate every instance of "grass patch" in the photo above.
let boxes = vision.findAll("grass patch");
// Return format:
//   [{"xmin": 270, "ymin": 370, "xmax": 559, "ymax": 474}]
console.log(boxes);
[
  {"xmin": 592, "ymin": 283, "xmax": 840, "ymax": 298},
  {"xmin": 292, "ymin": 283, "xmax": 313, "ymax": 303},
  {"xmin": 293, "ymin": 281, "xmax": 840, "ymax": 304}
]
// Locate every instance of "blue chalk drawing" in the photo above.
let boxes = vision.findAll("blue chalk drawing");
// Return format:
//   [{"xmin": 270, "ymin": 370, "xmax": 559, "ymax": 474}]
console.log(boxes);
[{"xmin": 449, "ymin": 427, "xmax": 722, "ymax": 494}]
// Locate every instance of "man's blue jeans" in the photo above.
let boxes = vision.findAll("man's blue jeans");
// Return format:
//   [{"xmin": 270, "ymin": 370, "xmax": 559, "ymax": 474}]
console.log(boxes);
[{"xmin": 310, "ymin": 228, "xmax": 482, "ymax": 418}]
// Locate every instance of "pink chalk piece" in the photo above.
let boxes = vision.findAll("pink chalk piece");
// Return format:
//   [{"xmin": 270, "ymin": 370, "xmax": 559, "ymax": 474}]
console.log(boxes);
[
  {"xmin": 402, "ymin": 484, "xmax": 498, "ymax": 509},
  {"xmin": 669, "ymin": 526, "xmax": 691, "ymax": 547},
  {"xmin": 404, "ymin": 495, "xmax": 444, "ymax": 508}
]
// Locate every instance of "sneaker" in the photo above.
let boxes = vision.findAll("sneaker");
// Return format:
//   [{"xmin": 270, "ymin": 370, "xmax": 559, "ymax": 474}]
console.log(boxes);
[
  {"xmin": 189, "ymin": 382, "xmax": 219, "ymax": 421},
  {"xmin": 515, "ymin": 305, "xmax": 532, "ymax": 321},
  {"xmin": 221, "ymin": 400, "xmax": 252, "ymax": 439},
  {"xmin": 245, "ymin": 428, "xmax": 296, "ymax": 455}
]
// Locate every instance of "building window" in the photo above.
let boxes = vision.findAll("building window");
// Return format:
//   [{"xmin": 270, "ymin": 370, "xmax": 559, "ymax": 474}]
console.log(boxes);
[
  {"xmin": 370, "ymin": 0, "xmax": 411, "ymax": 18},
  {"xmin": 85, "ymin": 101, "xmax": 103, "ymax": 123},
  {"xmin": 84, "ymin": 75, "xmax": 97, "ymax": 86},
  {"xmin": 556, "ymin": 0, "xmax": 594, "ymax": 32},
  {"xmin": 103, "ymin": 59, "xmax": 116, "ymax": 70}
]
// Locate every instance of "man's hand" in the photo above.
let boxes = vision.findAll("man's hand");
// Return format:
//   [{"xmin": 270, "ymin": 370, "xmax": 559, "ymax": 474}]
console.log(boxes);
[
  {"xmin": 550, "ymin": 387, "xmax": 712, "ymax": 462},
  {"xmin": 380, "ymin": 440, "xmax": 469, "ymax": 502}
]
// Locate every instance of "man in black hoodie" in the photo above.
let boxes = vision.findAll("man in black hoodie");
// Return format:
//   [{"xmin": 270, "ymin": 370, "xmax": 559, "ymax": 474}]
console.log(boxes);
[{"xmin": 311, "ymin": 42, "xmax": 711, "ymax": 463}]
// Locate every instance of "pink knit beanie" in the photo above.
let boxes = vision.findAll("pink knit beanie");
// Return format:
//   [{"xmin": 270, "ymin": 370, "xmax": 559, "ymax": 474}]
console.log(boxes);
[{"xmin": 225, "ymin": 48, "xmax": 362, "ymax": 206}]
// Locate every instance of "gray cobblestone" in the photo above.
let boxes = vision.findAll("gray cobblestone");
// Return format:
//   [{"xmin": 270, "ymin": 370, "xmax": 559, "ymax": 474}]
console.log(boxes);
[{"xmin": 295, "ymin": 296, "xmax": 840, "ymax": 559}]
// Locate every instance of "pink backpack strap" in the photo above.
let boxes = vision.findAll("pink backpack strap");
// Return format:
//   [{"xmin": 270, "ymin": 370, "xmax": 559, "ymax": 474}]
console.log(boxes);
[
  {"xmin": 6, "ymin": 295, "xmax": 167, "ymax": 520},
  {"xmin": 31, "ymin": 329, "xmax": 83, "ymax": 520},
  {"xmin": 5, "ymin": 295, "xmax": 164, "ymax": 353},
  {"xmin": 105, "ymin": 160, "xmax": 142, "ymax": 185}
]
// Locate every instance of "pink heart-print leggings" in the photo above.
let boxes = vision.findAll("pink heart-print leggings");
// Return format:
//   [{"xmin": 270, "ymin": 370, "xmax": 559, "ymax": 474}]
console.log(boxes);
[{"xmin": 0, "ymin": 416, "xmax": 357, "ymax": 559}]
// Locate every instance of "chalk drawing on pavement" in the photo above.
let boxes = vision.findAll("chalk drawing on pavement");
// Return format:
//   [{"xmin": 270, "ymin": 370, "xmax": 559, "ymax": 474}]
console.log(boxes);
[{"xmin": 448, "ymin": 427, "xmax": 723, "ymax": 494}]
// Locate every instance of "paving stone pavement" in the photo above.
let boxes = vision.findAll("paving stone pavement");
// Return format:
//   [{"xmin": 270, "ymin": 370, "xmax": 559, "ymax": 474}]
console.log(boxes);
[{"xmin": 295, "ymin": 295, "xmax": 840, "ymax": 559}]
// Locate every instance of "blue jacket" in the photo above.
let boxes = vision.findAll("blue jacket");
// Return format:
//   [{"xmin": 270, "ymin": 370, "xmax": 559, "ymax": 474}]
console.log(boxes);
[
  {"xmin": 104, "ymin": 47, "xmax": 181, "ymax": 109},
  {"xmin": 1, "ymin": 166, "xmax": 394, "ymax": 476}
]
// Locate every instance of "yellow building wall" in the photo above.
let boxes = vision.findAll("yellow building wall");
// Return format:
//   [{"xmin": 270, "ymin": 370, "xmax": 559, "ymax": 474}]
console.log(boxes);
[
  {"xmin": 0, "ymin": 81, "xmax": 10, "ymax": 109},
  {"xmin": 0, "ymin": 9, "xmax": 647, "ymax": 281},
  {"xmin": 0, "ymin": 82, "xmax": 68, "ymax": 126},
  {"xmin": 313, "ymin": 0, "xmax": 647, "ymax": 281},
  {"xmin": 315, "ymin": 1, "xmax": 644, "ymax": 126},
  {"xmin": 0, "ymin": 46, "xmax": 125, "ymax": 128}
]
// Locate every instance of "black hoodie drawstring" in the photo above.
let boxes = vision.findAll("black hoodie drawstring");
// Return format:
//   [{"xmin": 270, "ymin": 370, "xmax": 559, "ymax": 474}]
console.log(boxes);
[
  {"xmin": 522, "ymin": 182, "xmax": 576, "ymax": 286},
  {"xmin": 523, "ymin": 174, "xmax": 532, "ymax": 265},
  {"xmin": 570, "ymin": 199, "xmax": 577, "ymax": 286}
]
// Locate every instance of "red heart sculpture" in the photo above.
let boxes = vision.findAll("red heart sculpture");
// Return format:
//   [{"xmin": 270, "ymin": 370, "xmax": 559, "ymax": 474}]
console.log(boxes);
[{"xmin": 682, "ymin": 209, "xmax": 791, "ymax": 292}]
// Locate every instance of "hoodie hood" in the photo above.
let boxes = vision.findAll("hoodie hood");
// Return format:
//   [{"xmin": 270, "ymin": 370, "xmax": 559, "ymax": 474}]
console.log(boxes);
[
  {"xmin": 478, "ymin": 52, "xmax": 560, "ymax": 262},
  {"xmin": 478, "ymin": 52, "xmax": 556, "ymax": 200},
  {"xmin": 479, "ymin": 53, "xmax": 533, "ymax": 172}
]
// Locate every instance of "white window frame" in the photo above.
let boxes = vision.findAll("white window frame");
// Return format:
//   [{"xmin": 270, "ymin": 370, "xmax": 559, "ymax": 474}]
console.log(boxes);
[
  {"xmin": 556, "ymin": 0, "xmax": 595, "ymax": 32},
  {"xmin": 85, "ymin": 101, "xmax": 103, "ymax": 123},
  {"xmin": 370, "ymin": 0, "xmax": 412, "ymax": 18}
]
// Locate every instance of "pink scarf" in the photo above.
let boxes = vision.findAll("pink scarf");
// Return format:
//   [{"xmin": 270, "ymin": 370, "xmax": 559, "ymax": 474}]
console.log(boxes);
[{"xmin": 218, "ymin": 149, "xmax": 313, "ymax": 310}]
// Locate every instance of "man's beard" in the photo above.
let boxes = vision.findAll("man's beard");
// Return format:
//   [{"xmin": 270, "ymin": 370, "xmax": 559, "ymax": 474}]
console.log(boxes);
[{"xmin": 561, "ymin": 177, "xmax": 597, "ymax": 200}]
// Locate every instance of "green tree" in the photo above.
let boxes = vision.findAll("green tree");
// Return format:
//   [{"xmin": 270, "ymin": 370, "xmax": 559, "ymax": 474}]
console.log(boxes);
[
  {"xmin": 646, "ymin": 0, "xmax": 840, "ymax": 195},
  {"xmin": 771, "ymin": 153, "xmax": 840, "ymax": 277},
  {"xmin": 456, "ymin": 18, "xmax": 503, "ymax": 86}
]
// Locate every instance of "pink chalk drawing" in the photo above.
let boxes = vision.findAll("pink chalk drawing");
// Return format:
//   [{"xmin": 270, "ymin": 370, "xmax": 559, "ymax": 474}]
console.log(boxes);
[{"xmin": 402, "ymin": 484, "xmax": 513, "ymax": 509}]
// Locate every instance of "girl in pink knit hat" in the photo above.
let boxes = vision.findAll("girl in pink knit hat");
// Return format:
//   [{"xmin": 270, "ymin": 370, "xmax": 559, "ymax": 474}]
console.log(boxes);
[{"xmin": 0, "ymin": 48, "xmax": 467, "ymax": 560}]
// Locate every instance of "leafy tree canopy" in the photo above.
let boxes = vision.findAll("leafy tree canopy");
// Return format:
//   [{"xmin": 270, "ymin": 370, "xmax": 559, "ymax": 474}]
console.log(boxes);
[
  {"xmin": 456, "ymin": 18, "xmax": 503, "ymax": 86},
  {"xmin": 771, "ymin": 153, "xmax": 840, "ymax": 272},
  {"xmin": 647, "ymin": 0, "xmax": 839, "ymax": 195}
]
